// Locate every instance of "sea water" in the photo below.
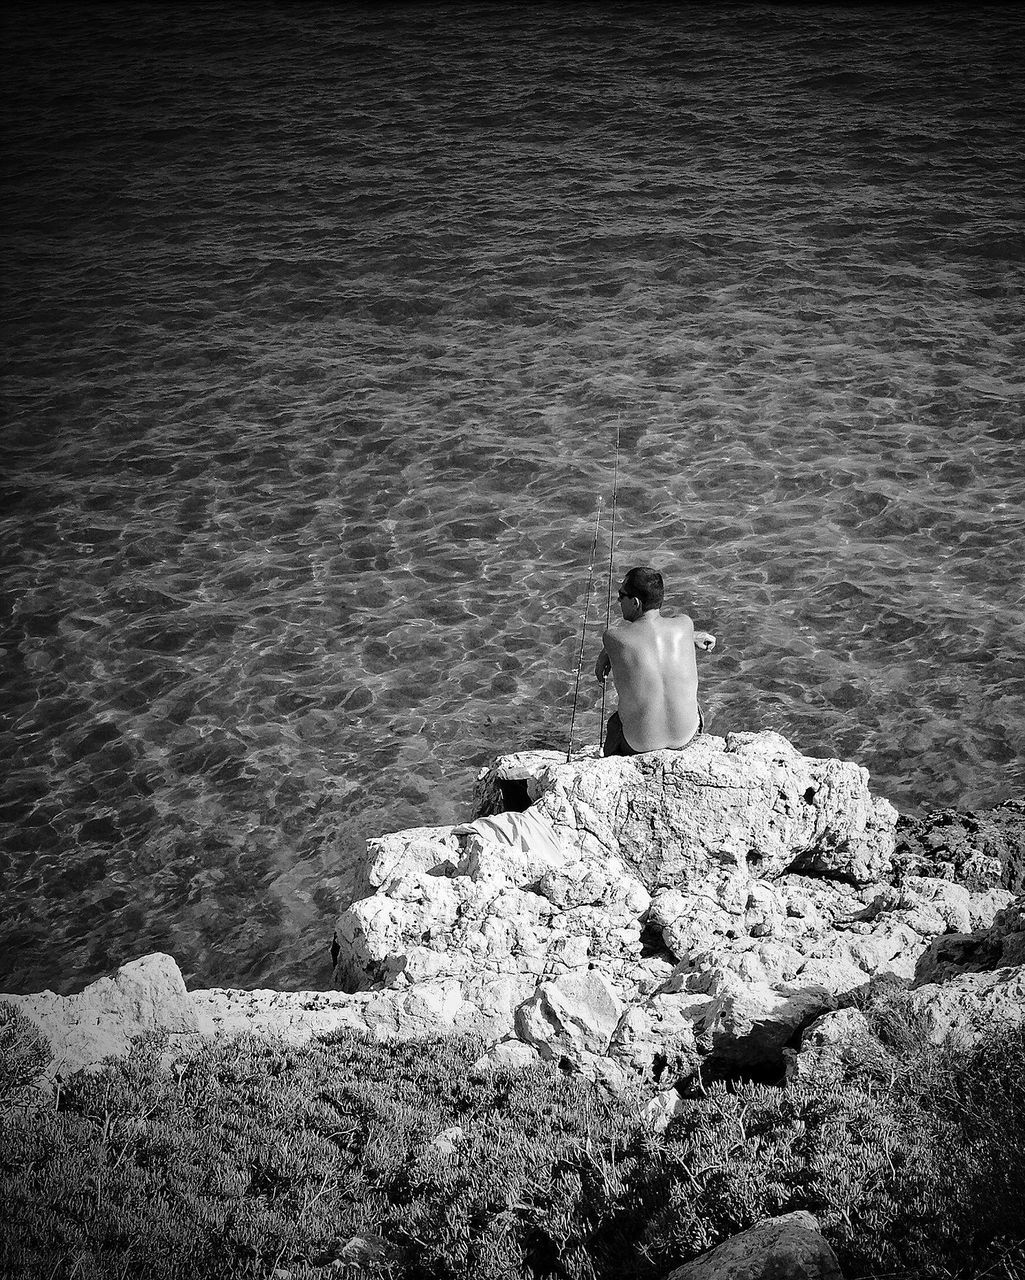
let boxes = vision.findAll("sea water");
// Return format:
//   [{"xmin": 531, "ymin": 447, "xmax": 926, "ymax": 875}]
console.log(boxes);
[{"xmin": 2, "ymin": 4, "xmax": 1023, "ymax": 994}]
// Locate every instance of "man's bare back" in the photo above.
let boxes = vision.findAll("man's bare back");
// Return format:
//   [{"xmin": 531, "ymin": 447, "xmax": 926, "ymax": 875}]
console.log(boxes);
[{"xmin": 594, "ymin": 567, "xmax": 715, "ymax": 755}]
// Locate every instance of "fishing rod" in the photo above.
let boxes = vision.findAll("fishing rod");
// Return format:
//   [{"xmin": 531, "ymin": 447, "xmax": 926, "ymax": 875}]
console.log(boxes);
[
  {"xmin": 598, "ymin": 419, "xmax": 621, "ymax": 749},
  {"xmin": 567, "ymin": 495, "xmax": 603, "ymax": 762}
]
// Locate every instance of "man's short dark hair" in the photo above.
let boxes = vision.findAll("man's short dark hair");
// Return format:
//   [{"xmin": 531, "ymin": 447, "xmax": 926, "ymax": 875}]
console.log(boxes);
[{"xmin": 623, "ymin": 566, "xmax": 664, "ymax": 611}]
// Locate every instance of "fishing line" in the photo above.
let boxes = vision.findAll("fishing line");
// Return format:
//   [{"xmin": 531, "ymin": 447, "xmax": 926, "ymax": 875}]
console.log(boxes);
[
  {"xmin": 567, "ymin": 495, "xmax": 603, "ymax": 762},
  {"xmin": 598, "ymin": 418, "xmax": 621, "ymax": 749}
]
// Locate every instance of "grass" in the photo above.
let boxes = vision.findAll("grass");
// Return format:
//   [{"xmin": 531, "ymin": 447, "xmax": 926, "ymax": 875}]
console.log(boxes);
[{"xmin": 1, "ymin": 994, "xmax": 1023, "ymax": 1279}]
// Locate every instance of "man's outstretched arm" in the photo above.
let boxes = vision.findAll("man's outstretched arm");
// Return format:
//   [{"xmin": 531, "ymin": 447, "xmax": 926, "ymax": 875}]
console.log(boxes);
[{"xmin": 594, "ymin": 646, "xmax": 612, "ymax": 681}]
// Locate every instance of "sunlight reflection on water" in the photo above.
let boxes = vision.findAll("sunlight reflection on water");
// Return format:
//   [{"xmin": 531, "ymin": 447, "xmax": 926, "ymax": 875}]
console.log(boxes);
[{"xmin": 1, "ymin": 4, "xmax": 1023, "ymax": 993}]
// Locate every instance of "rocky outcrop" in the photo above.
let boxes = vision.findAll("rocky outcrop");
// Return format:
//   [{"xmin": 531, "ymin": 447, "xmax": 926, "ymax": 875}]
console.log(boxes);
[
  {"xmin": 914, "ymin": 896, "xmax": 1025, "ymax": 984},
  {"xmin": 5, "ymin": 734, "xmax": 1020, "ymax": 1097},
  {"xmin": 903, "ymin": 896, "xmax": 1025, "ymax": 1049},
  {"xmin": 3, "ymin": 953, "xmax": 200, "ymax": 1078},
  {"xmin": 793, "ymin": 894, "xmax": 1025, "ymax": 1079},
  {"xmin": 3, "ymin": 958, "xmax": 476, "ymax": 1081},
  {"xmin": 666, "ymin": 1211, "xmax": 842, "ymax": 1280},
  {"xmin": 893, "ymin": 798, "xmax": 1025, "ymax": 892},
  {"xmin": 331, "ymin": 732, "xmax": 1016, "ymax": 1085},
  {"xmin": 473, "ymin": 732, "xmax": 896, "ymax": 887}
]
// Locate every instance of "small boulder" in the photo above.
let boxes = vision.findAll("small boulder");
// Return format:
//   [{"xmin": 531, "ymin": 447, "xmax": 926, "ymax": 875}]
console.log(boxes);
[
  {"xmin": 607, "ymin": 988, "xmax": 705, "ymax": 1081},
  {"xmin": 790, "ymin": 1007, "xmax": 880, "ymax": 1080},
  {"xmin": 514, "ymin": 732, "xmax": 896, "ymax": 889},
  {"xmin": 515, "ymin": 970, "xmax": 622, "ymax": 1066},
  {"xmin": 666, "ymin": 1211, "xmax": 842, "ymax": 1280},
  {"xmin": 469, "ymin": 1039, "xmax": 541, "ymax": 1076},
  {"xmin": 696, "ymin": 979, "xmax": 832, "ymax": 1073},
  {"xmin": 428, "ymin": 1125, "xmax": 464, "ymax": 1156},
  {"xmin": 642, "ymin": 1087, "xmax": 687, "ymax": 1132}
]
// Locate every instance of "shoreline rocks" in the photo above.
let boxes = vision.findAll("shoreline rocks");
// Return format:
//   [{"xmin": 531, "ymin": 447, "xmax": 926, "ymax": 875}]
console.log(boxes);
[
  {"xmin": 2, "ymin": 953, "xmax": 201, "ymax": 1079},
  {"xmin": 329, "ymin": 731, "xmax": 1017, "ymax": 1084},
  {"xmin": 3, "ymin": 732, "xmax": 1023, "ymax": 1089}
]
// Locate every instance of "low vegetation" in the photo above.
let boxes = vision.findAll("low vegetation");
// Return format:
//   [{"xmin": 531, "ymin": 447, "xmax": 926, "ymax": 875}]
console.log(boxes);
[{"xmin": 1, "ymin": 992, "xmax": 1022, "ymax": 1280}]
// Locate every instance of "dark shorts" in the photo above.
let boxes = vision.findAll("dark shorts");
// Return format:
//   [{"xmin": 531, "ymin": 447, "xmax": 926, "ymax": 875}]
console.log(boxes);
[{"xmin": 602, "ymin": 707, "xmax": 704, "ymax": 758}]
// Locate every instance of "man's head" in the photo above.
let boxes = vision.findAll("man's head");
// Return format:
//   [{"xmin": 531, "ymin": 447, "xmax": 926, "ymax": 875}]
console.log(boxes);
[{"xmin": 619, "ymin": 566, "xmax": 664, "ymax": 615}]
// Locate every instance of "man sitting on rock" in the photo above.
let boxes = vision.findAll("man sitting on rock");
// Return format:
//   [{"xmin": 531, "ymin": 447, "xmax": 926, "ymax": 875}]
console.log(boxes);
[{"xmin": 594, "ymin": 566, "xmax": 716, "ymax": 757}]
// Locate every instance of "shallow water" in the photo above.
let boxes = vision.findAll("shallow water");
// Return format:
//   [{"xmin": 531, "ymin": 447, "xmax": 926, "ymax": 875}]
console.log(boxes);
[{"xmin": 2, "ymin": 4, "xmax": 1023, "ymax": 994}]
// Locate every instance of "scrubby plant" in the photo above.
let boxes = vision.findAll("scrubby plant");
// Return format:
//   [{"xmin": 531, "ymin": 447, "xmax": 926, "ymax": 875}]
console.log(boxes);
[
  {"xmin": 0, "ymin": 1029, "xmax": 650, "ymax": 1279},
  {"xmin": 625, "ymin": 994, "xmax": 1025, "ymax": 1280},
  {"xmin": 0, "ymin": 1000, "xmax": 52, "ymax": 1097},
  {"xmin": 1, "ymin": 1012, "xmax": 1022, "ymax": 1279}
]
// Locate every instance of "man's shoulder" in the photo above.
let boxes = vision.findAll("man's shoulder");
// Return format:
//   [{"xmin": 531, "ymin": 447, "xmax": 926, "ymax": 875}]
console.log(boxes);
[{"xmin": 659, "ymin": 611, "xmax": 694, "ymax": 633}]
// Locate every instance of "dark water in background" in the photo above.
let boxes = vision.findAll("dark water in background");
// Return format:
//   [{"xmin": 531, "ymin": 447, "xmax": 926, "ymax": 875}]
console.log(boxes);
[{"xmin": 2, "ymin": 4, "xmax": 1023, "ymax": 995}]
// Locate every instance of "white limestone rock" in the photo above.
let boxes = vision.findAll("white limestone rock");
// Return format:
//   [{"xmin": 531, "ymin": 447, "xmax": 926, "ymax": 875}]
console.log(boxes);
[
  {"xmin": 576, "ymin": 1051, "xmax": 632, "ymax": 1092},
  {"xmin": 696, "ymin": 979, "xmax": 833, "ymax": 1072},
  {"xmin": 428, "ymin": 1125, "xmax": 464, "ymax": 1156},
  {"xmin": 335, "ymin": 820, "xmax": 651, "ymax": 1012},
  {"xmin": 332, "ymin": 734, "xmax": 1019, "ymax": 1085},
  {"xmin": 607, "ymin": 987, "xmax": 707, "ymax": 1080},
  {"xmin": 492, "ymin": 731, "xmax": 897, "ymax": 888},
  {"xmin": 192, "ymin": 978, "xmax": 467, "ymax": 1044},
  {"xmin": 671, "ymin": 873, "xmax": 1012, "ymax": 1007},
  {"xmin": 789, "ymin": 1007, "xmax": 880, "ymax": 1080},
  {"xmin": 337, "ymin": 734, "xmax": 898, "ymax": 1003},
  {"xmin": 913, "ymin": 894, "xmax": 1025, "ymax": 984},
  {"xmin": 365, "ymin": 825, "xmax": 465, "ymax": 890},
  {"xmin": 895, "ymin": 894, "xmax": 1025, "ymax": 1048},
  {"xmin": 469, "ymin": 1038, "xmax": 542, "ymax": 1076},
  {"xmin": 514, "ymin": 969, "xmax": 623, "ymax": 1065},
  {"xmin": 641, "ymin": 1087, "xmax": 687, "ymax": 1132},
  {"xmin": 908, "ymin": 967, "xmax": 1025, "ymax": 1048},
  {"xmin": 791, "ymin": 895, "xmax": 1025, "ymax": 1074},
  {"xmin": 3, "ymin": 953, "xmax": 199, "ymax": 1079}
]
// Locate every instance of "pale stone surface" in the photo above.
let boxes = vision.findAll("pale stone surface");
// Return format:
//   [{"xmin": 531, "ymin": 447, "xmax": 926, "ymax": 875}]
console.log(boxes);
[
  {"xmin": 697, "ymin": 980, "xmax": 833, "ymax": 1072},
  {"xmin": 428, "ymin": 1125, "xmax": 464, "ymax": 1155},
  {"xmin": 193, "ymin": 978, "xmax": 467, "ymax": 1044},
  {"xmin": 364, "ymin": 825, "xmax": 464, "ymax": 889},
  {"xmin": 789, "ymin": 1007, "xmax": 879, "ymax": 1079},
  {"xmin": 905, "ymin": 896, "xmax": 1025, "ymax": 1048},
  {"xmin": 511, "ymin": 732, "xmax": 897, "ymax": 888},
  {"xmin": 3, "ymin": 953, "xmax": 199, "ymax": 1078},
  {"xmin": 608, "ymin": 987, "xmax": 706, "ymax": 1080},
  {"xmin": 577, "ymin": 1051, "xmax": 632, "ymax": 1091},
  {"xmin": 790, "ymin": 894, "xmax": 1025, "ymax": 1075},
  {"xmin": 469, "ymin": 1039, "xmax": 541, "ymax": 1076},
  {"xmin": 666, "ymin": 1211, "xmax": 842, "ymax": 1280},
  {"xmin": 335, "ymin": 810, "xmax": 652, "ymax": 1020},
  {"xmin": 332, "ymin": 735, "xmax": 1014, "ymax": 1084},
  {"xmin": 641, "ymin": 1087, "xmax": 687, "ymax": 1132},
  {"xmin": 914, "ymin": 895, "xmax": 1025, "ymax": 984},
  {"xmin": 515, "ymin": 969, "xmax": 623, "ymax": 1065},
  {"xmin": 908, "ymin": 967, "xmax": 1025, "ymax": 1047}
]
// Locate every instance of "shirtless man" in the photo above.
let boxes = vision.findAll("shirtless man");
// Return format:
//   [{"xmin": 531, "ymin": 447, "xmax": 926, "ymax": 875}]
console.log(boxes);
[{"xmin": 594, "ymin": 566, "xmax": 716, "ymax": 757}]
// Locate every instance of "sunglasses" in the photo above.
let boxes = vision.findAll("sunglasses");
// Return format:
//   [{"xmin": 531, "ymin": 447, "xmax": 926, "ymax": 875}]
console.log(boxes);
[{"xmin": 617, "ymin": 590, "xmax": 631, "ymax": 601}]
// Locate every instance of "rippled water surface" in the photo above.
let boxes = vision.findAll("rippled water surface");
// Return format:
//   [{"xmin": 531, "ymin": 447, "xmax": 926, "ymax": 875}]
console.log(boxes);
[{"xmin": 2, "ymin": 4, "xmax": 1024, "ymax": 994}]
